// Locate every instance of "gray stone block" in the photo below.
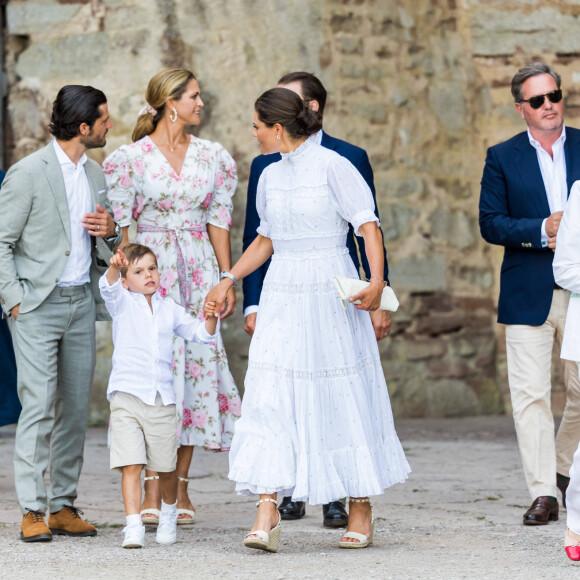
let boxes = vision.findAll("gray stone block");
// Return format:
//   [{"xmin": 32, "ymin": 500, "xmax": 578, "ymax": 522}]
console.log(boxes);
[
  {"xmin": 430, "ymin": 207, "xmax": 476, "ymax": 250},
  {"xmin": 471, "ymin": 8, "xmax": 580, "ymax": 56},
  {"xmin": 381, "ymin": 203, "xmax": 416, "ymax": 241},
  {"xmin": 7, "ymin": 3, "xmax": 81, "ymax": 35},
  {"xmin": 428, "ymin": 80, "xmax": 467, "ymax": 133},
  {"xmin": 390, "ymin": 254, "xmax": 446, "ymax": 292},
  {"xmin": 15, "ymin": 33, "xmax": 109, "ymax": 79}
]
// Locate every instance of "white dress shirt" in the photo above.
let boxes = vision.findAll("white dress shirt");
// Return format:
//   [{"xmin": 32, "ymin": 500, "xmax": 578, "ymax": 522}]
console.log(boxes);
[
  {"xmin": 99, "ymin": 274, "xmax": 217, "ymax": 405},
  {"xmin": 527, "ymin": 126, "xmax": 567, "ymax": 246},
  {"xmin": 243, "ymin": 130, "xmax": 325, "ymax": 319},
  {"xmin": 52, "ymin": 139, "xmax": 93, "ymax": 287}
]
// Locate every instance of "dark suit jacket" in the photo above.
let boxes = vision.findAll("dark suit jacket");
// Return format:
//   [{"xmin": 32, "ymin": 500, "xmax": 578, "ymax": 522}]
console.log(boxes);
[
  {"xmin": 242, "ymin": 132, "xmax": 389, "ymax": 311},
  {"xmin": 479, "ymin": 126, "xmax": 580, "ymax": 325}
]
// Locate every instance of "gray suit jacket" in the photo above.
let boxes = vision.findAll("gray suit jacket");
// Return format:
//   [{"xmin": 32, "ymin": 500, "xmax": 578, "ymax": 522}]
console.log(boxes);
[{"xmin": 0, "ymin": 142, "xmax": 121, "ymax": 320}]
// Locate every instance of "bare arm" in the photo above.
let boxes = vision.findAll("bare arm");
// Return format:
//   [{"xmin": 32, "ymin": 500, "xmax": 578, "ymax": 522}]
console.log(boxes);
[
  {"xmin": 205, "ymin": 234, "xmax": 274, "ymax": 316},
  {"xmin": 349, "ymin": 222, "xmax": 385, "ymax": 311},
  {"xmin": 207, "ymin": 224, "xmax": 237, "ymax": 319},
  {"xmin": 119, "ymin": 226, "xmax": 130, "ymax": 249}
]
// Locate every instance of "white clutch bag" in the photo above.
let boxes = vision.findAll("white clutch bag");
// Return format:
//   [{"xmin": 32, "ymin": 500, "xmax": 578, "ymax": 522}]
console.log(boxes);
[{"xmin": 333, "ymin": 275, "xmax": 399, "ymax": 312}]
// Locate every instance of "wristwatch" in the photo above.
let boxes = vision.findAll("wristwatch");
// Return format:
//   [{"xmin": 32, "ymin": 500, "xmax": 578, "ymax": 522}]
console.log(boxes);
[
  {"xmin": 106, "ymin": 222, "xmax": 121, "ymax": 241},
  {"xmin": 220, "ymin": 271, "xmax": 238, "ymax": 287}
]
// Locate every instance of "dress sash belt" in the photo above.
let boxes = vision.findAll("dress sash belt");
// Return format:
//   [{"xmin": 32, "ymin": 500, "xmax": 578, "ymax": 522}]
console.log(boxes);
[{"xmin": 137, "ymin": 223, "xmax": 207, "ymax": 307}]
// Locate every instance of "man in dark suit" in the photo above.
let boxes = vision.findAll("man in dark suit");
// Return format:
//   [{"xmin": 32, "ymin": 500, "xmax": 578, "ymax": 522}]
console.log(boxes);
[
  {"xmin": 242, "ymin": 72, "xmax": 391, "ymax": 527},
  {"xmin": 479, "ymin": 62, "xmax": 580, "ymax": 525}
]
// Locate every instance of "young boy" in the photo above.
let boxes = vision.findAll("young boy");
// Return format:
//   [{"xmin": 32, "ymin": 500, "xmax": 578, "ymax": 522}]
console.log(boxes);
[{"xmin": 99, "ymin": 244, "xmax": 218, "ymax": 548}]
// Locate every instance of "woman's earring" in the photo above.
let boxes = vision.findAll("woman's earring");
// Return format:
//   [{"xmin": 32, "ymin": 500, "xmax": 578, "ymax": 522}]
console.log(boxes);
[
  {"xmin": 276, "ymin": 134, "xmax": 281, "ymax": 140},
  {"xmin": 170, "ymin": 107, "xmax": 178, "ymax": 123}
]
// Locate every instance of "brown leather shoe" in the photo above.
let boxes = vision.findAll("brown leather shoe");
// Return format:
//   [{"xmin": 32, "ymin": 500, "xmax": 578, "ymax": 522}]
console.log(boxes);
[
  {"xmin": 522, "ymin": 496, "xmax": 558, "ymax": 525},
  {"xmin": 557, "ymin": 473, "xmax": 570, "ymax": 509},
  {"xmin": 21, "ymin": 508, "xmax": 52, "ymax": 542},
  {"xmin": 48, "ymin": 506, "xmax": 97, "ymax": 537}
]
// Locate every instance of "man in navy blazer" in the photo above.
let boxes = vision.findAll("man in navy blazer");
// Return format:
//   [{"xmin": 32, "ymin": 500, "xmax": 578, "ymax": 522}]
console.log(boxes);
[
  {"xmin": 479, "ymin": 62, "xmax": 580, "ymax": 525},
  {"xmin": 242, "ymin": 72, "xmax": 391, "ymax": 528}
]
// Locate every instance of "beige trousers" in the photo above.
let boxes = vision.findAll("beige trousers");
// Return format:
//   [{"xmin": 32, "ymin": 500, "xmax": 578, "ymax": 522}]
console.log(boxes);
[{"xmin": 506, "ymin": 289, "xmax": 580, "ymax": 500}]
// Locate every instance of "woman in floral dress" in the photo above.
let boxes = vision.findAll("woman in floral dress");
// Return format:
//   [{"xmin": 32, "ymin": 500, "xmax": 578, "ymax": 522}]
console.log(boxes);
[{"xmin": 103, "ymin": 68, "xmax": 241, "ymax": 523}]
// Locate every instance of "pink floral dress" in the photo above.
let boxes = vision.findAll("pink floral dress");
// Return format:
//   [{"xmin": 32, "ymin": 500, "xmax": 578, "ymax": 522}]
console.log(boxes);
[{"xmin": 103, "ymin": 135, "xmax": 241, "ymax": 449}]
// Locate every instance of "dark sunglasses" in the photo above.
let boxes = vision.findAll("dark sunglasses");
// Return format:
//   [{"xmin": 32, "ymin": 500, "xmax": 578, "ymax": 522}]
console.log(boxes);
[{"xmin": 520, "ymin": 89, "xmax": 563, "ymax": 110}]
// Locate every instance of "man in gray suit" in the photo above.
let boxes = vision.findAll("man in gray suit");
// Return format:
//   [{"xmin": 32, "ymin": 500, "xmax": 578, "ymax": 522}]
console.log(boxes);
[{"xmin": 0, "ymin": 85, "xmax": 121, "ymax": 542}]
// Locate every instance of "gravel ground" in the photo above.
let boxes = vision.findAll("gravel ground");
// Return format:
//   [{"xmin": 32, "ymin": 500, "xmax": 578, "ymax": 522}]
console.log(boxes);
[{"xmin": 0, "ymin": 416, "xmax": 578, "ymax": 579}]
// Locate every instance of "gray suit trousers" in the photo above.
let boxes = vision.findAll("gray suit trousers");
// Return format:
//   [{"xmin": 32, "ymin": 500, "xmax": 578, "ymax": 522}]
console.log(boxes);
[{"xmin": 12, "ymin": 284, "xmax": 96, "ymax": 514}]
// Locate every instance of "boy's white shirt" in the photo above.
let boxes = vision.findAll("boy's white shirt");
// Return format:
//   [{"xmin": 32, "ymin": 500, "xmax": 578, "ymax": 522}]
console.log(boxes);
[{"xmin": 99, "ymin": 271, "xmax": 217, "ymax": 404}]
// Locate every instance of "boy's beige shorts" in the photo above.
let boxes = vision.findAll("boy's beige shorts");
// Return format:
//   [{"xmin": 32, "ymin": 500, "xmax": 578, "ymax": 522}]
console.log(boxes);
[{"xmin": 109, "ymin": 391, "xmax": 177, "ymax": 473}]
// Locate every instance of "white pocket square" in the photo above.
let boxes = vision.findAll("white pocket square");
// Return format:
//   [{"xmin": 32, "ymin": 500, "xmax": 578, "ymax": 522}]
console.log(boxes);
[{"xmin": 333, "ymin": 275, "xmax": 399, "ymax": 312}]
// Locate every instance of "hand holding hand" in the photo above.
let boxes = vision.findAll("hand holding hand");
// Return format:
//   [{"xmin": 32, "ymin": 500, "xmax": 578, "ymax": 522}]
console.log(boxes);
[
  {"xmin": 547, "ymin": 236, "xmax": 557, "ymax": 252},
  {"xmin": 205, "ymin": 279, "xmax": 231, "ymax": 317},
  {"xmin": 204, "ymin": 300, "xmax": 217, "ymax": 319},
  {"xmin": 83, "ymin": 205, "xmax": 115, "ymax": 238},
  {"xmin": 203, "ymin": 301, "xmax": 219, "ymax": 335},
  {"xmin": 349, "ymin": 279, "xmax": 383, "ymax": 311},
  {"xmin": 546, "ymin": 211, "xmax": 564, "ymax": 238},
  {"xmin": 244, "ymin": 312, "xmax": 257, "ymax": 337},
  {"xmin": 11, "ymin": 304, "xmax": 20, "ymax": 320},
  {"xmin": 220, "ymin": 286, "xmax": 238, "ymax": 319}
]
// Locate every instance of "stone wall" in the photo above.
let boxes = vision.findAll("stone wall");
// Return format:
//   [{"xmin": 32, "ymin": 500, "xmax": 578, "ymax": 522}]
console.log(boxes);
[{"xmin": 3, "ymin": 0, "xmax": 579, "ymax": 422}]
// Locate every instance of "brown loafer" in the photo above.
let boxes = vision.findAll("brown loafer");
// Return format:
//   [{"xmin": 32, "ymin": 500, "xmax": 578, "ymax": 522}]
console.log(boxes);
[
  {"xmin": 21, "ymin": 508, "xmax": 52, "ymax": 542},
  {"xmin": 522, "ymin": 496, "xmax": 558, "ymax": 525},
  {"xmin": 48, "ymin": 505, "xmax": 97, "ymax": 537}
]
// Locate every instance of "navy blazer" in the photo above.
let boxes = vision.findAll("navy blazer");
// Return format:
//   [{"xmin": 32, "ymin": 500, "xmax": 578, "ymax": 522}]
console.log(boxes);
[
  {"xmin": 479, "ymin": 127, "xmax": 580, "ymax": 325},
  {"xmin": 242, "ymin": 132, "xmax": 389, "ymax": 311}
]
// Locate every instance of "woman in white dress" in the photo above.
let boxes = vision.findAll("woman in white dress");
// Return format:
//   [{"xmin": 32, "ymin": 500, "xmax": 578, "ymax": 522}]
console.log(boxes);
[
  {"xmin": 206, "ymin": 88, "xmax": 410, "ymax": 551},
  {"xmin": 104, "ymin": 68, "xmax": 241, "ymax": 524},
  {"xmin": 553, "ymin": 182, "xmax": 580, "ymax": 561}
]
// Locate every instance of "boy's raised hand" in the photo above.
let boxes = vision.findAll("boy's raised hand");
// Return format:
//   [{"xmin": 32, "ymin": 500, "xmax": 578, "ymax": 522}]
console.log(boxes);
[
  {"xmin": 106, "ymin": 249, "xmax": 129, "ymax": 286},
  {"xmin": 110, "ymin": 249, "xmax": 129, "ymax": 270}
]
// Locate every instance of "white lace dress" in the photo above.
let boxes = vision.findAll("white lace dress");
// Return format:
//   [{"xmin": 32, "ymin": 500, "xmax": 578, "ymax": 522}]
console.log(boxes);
[{"xmin": 228, "ymin": 136, "xmax": 410, "ymax": 504}]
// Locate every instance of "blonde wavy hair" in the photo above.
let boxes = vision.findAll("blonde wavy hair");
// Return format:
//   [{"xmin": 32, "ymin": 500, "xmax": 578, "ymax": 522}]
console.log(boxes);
[{"xmin": 132, "ymin": 68, "xmax": 196, "ymax": 142}]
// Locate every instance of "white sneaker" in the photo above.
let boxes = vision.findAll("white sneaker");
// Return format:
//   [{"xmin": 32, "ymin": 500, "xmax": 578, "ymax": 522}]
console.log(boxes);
[
  {"xmin": 156, "ymin": 510, "xmax": 177, "ymax": 545},
  {"xmin": 122, "ymin": 524, "xmax": 145, "ymax": 548}
]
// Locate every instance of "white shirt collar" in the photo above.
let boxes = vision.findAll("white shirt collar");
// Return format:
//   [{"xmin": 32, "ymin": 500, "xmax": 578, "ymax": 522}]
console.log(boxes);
[
  {"xmin": 52, "ymin": 138, "xmax": 88, "ymax": 168},
  {"xmin": 127, "ymin": 286, "xmax": 163, "ymax": 310},
  {"xmin": 527, "ymin": 125, "xmax": 566, "ymax": 151}
]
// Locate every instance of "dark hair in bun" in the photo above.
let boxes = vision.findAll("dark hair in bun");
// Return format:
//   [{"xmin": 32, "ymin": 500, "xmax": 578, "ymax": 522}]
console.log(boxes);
[{"xmin": 254, "ymin": 87, "xmax": 322, "ymax": 140}]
